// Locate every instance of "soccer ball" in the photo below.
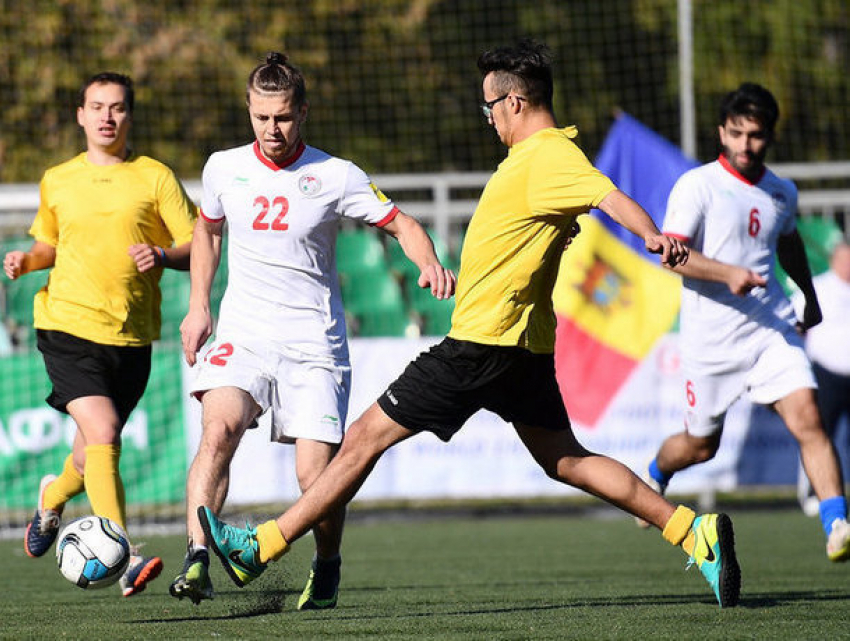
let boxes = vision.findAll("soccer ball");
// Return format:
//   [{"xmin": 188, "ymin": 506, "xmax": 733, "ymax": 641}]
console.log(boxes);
[{"xmin": 55, "ymin": 516, "xmax": 130, "ymax": 589}]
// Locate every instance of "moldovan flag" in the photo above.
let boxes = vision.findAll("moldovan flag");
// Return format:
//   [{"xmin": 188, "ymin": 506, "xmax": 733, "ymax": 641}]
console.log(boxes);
[{"xmin": 553, "ymin": 113, "xmax": 697, "ymax": 427}]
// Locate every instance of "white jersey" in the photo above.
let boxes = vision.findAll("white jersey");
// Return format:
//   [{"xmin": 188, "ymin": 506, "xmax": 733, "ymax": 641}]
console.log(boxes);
[
  {"xmin": 664, "ymin": 155, "xmax": 799, "ymax": 373},
  {"xmin": 201, "ymin": 141, "xmax": 398, "ymax": 361}
]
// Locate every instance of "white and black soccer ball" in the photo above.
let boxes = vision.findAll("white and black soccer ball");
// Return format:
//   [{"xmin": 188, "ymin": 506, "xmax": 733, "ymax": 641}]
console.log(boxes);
[{"xmin": 55, "ymin": 516, "xmax": 130, "ymax": 589}]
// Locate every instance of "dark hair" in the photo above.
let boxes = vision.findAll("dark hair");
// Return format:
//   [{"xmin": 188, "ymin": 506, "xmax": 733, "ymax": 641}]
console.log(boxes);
[
  {"xmin": 477, "ymin": 39, "xmax": 553, "ymax": 109},
  {"xmin": 246, "ymin": 51, "xmax": 306, "ymax": 107},
  {"xmin": 78, "ymin": 72, "xmax": 134, "ymax": 113},
  {"xmin": 719, "ymin": 82, "xmax": 779, "ymax": 132}
]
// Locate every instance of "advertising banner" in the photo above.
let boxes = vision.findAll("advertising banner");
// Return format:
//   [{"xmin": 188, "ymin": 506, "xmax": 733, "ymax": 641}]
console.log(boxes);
[
  {"xmin": 211, "ymin": 336, "xmax": 835, "ymax": 506},
  {"xmin": 0, "ymin": 347, "xmax": 186, "ymax": 510}
]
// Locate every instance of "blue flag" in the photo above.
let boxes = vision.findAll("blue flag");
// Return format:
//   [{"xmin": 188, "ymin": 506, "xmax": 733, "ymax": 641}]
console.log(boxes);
[{"xmin": 592, "ymin": 113, "xmax": 698, "ymax": 260}]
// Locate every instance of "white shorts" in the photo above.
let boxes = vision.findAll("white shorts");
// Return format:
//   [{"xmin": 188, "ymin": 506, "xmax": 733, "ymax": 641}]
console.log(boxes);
[
  {"xmin": 190, "ymin": 338, "xmax": 351, "ymax": 444},
  {"xmin": 683, "ymin": 328, "xmax": 816, "ymax": 437}
]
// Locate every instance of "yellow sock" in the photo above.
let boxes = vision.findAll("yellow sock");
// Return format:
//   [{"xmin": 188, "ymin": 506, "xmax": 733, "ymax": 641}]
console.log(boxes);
[
  {"xmin": 83, "ymin": 444, "xmax": 126, "ymax": 532},
  {"xmin": 256, "ymin": 520, "xmax": 290, "ymax": 563},
  {"xmin": 681, "ymin": 531, "xmax": 696, "ymax": 557},
  {"xmin": 662, "ymin": 505, "xmax": 696, "ymax": 555},
  {"xmin": 43, "ymin": 454, "xmax": 85, "ymax": 512}
]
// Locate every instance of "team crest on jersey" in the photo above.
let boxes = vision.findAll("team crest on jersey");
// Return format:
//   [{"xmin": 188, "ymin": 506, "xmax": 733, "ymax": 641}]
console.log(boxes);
[
  {"xmin": 369, "ymin": 182, "xmax": 390, "ymax": 203},
  {"xmin": 298, "ymin": 174, "xmax": 322, "ymax": 197}
]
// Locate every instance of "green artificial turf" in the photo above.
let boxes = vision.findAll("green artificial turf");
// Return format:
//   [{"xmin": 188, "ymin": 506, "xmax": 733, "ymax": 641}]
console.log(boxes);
[{"xmin": 1, "ymin": 508, "xmax": 847, "ymax": 640}]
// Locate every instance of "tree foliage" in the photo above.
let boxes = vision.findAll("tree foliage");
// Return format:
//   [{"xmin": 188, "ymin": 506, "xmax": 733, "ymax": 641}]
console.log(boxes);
[{"xmin": 1, "ymin": 0, "xmax": 848, "ymax": 182}]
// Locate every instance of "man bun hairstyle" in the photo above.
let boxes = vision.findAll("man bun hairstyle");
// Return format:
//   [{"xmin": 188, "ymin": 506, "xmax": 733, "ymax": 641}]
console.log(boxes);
[
  {"xmin": 719, "ymin": 82, "xmax": 779, "ymax": 132},
  {"xmin": 477, "ymin": 38, "xmax": 553, "ymax": 109},
  {"xmin": 247, "ymin": 51, "xmax": 306, "ymax": 107}
]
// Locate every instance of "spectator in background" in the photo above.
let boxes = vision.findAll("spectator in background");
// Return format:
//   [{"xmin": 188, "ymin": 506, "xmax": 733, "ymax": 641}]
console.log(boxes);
[
  {"xmin": 169, "ymin": 52, "xmax": 455, "ymax": 608},
  {"xmin": 640, "ymin": 83, "xmax": 850, "ymax": 562},
  {"xmin": 3, "ymin": 72, "xmax": 197, "ymax": 595},
  {"xmin": 195, "ymin": 39, "xmax": 744, "ymax": 610},
  {"xmin": 794, "ymin": 241, "xmax": 850, "ymax": 517}
]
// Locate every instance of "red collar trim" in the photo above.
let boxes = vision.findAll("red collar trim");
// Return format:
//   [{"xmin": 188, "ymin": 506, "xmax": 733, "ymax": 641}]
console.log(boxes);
[
  {"xmin": 717, "ymin": 153, "xmax": 765, "ymax": 186},
  {"xmin": 253, "ymin": 140, "xmax": 306, "ymax": 170}
]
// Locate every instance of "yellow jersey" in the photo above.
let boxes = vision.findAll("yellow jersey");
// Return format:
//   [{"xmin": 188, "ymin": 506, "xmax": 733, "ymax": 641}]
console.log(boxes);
[
  {"xmin": 30, "ymin": 153, "xmax": 197, "ymax": 346},
  {"xmin": 448, "ymin": 127, "xmax": 616, "ymax": 353}
]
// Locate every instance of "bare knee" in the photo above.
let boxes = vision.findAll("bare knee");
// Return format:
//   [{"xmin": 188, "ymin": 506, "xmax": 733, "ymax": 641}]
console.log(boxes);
[
  {"xmin": 335, "ymin": 414, "xmax": 397, "ymax": 470},
  {"xmin": 337, "ymin": 422, "xmax": 381, "ymax": 464},
  {"xmin": 297, "ymin": 468, "xmax": 319, "ymax": 493},
  {"xmin": 197, "ymin": 388, "xmax": 257, "ymax": 458},
  {"xmin": 199, "ymin": 416, "xmax": 245, "ymax": 458},
  {"xmin": 296, "ymin": 442, "xmax": 339, "ymax": 492},
  {"xmin": 778, "ymin": 394, "xmax": 824, "ymax": 444},
  {"xmin": 552, "ymin": 455, "xmax": 584, "ymax": 484}
]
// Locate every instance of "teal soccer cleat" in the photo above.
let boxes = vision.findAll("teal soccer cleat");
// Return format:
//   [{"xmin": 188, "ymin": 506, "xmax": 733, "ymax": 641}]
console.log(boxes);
[
  {"xmin": 687, "ymin": 513, "xmax": 741, "ymax": 608},
  {"xmin": 197, "ymin": 507, "xmax": 266, "ymax": 587}
]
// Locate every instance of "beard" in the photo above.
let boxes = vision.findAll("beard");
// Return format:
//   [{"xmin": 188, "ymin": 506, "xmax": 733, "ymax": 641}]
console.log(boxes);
[{"xmin": 721, "ymin": 145, "xmax": 766, "ymax": 178}]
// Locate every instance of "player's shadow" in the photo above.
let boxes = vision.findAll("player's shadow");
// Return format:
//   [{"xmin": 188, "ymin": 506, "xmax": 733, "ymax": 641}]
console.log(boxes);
[
  {"xmin": 134, "ymin": 588, "xmax": 846, "ymax": 624},
  {"xmin": 137, "ymin": 569, "xmax": 292, "ymax": 623},
  {"xmin": 136, "ymin": 587, "xmax": 289, "ymax": 623},
  {"xmin": 140, "ymin": 586, "xmax": 843, "ymax": 624},
  {"xmin": 132, "ymin": 565, "xmax": 850, "ymax": 625},
  {"xmin": 735, "ymin": 589, "xmax": 850, "ymax": 609}
]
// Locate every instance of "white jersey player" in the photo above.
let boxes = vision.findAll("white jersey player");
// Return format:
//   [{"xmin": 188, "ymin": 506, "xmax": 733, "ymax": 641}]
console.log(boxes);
[
  {"xmin": 191, "ymin": 141, "xmax": 395, "ymax": 443},
  {"xmin": 200, "ymin": 140, "xmax": 398, "ymax": 365},
  {"xmin": 641, "ymin": 83, "xmax": 850, "ymax": 563},
  {"xmin": 170, "ymin": 52, "xmax": 456, "ymax": 606},
  {"xmin": 665, "ymin": 156, "xmax": 800, "ymax": 377}
]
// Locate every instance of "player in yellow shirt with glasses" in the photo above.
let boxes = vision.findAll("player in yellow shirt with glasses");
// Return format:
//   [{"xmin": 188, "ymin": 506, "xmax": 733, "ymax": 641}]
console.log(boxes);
[
  {"xmin": 3, "ymin": 72, "xmax": 197, "ymax": 597},
  {"xmin": 198, "ymin": 40, "xmax": 741, "ymax": 609}
]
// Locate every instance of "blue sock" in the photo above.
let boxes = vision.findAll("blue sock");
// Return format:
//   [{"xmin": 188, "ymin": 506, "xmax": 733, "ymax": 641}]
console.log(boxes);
[
  {"xmin": 819, "ymin": 496, "xmax": 848, "ymax": 535},
  {"xmin": 648, "ymin": 458, "xmax": 673, "ymax": 488}
]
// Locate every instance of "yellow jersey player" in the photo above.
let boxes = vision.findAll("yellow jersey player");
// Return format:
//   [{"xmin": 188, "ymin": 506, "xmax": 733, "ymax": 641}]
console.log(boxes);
[
  {"xmin": 197, "ymin": 40, "xmax": 741, "ymax": 609},
  {"xmin": 4, "ymin": 72, "xmax": 197, "ymax": 596}
]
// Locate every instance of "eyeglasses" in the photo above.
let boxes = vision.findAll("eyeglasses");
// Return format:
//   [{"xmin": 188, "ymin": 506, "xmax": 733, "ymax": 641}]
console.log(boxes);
[
  {"xmin": 480, "ymin": 94, "xmax": 510, "ymax": 119},
  {"xmin": 480, "ymin": 94, "xmax": 525, "ymax": 119}
]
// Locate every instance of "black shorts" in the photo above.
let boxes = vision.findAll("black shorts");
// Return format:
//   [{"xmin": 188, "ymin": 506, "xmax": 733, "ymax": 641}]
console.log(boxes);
[
  {"xmin": 377, "ymin": 337, "xmax": 571, "ymax": 442},
  {"xmin": 36, "ymin": 329, "xmax": 152, "ymax": 425}
]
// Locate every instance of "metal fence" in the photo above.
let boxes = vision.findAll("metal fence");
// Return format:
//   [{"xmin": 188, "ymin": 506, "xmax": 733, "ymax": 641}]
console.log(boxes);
[{"xmin": 1, "ymin": 165, "xmax": 848, "ymax": 246}]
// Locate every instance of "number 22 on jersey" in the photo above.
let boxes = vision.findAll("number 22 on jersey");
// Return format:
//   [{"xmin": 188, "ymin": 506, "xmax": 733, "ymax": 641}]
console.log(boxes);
[{"xmin": 253, "ymin": 195, "xmax": 289, "ymax": 231}]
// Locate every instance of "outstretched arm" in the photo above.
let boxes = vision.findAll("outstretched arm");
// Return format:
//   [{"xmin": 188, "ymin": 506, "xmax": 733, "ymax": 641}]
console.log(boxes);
[
  {"xmin": 778, "ymin": 229, "xmax": 821, "ymax": 331},
  {"xmin": 379, "ymin": 212, "xmax": 456, "ymax": 299},
  {"xmin": 667, "ymin": 248, "xmax": 767, "ymax": 296},
  {"xmin": 180, "ymin": 217, "xmax": 223, "ymax": 365},
  {"xmin": 596, "ymin": 190, "xmax": 689, "ymax": 268},
  {"xmin": 598, "ymin": 190, "xmax": 769, "ymax": 297},
  {"xmin": 3, "ymin": 241, "xmax": 56, "ymax": 280}
]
